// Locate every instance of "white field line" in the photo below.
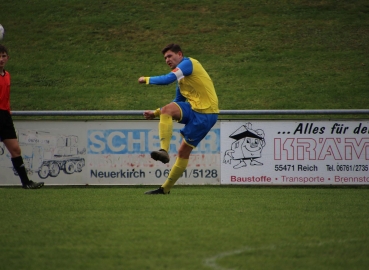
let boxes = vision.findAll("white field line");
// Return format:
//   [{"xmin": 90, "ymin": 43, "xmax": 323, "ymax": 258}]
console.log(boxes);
[{"xmin": 203, "ymin": 238, "xmax": 363, "ymax": 270}]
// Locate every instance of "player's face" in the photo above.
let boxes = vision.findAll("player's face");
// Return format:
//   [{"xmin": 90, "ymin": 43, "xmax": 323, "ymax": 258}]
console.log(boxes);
[
  {"xmin": 0, "ymin": 52, "xmax": 9, "ymax": 69},
  {"xmin": 164, "ymin": 50, "xmax": 183, "ymax": 70}
]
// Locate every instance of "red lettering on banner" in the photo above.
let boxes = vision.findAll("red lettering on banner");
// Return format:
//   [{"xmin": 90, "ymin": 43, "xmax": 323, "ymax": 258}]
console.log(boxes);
[
  {"xmin": 334, "ymin": 175, "xmax": 369, "ymax": 183},
  {"xmin": 274, "ymin": 138, "xmax": 369, "ymax": 161},
  {"xmin": 230, "ymin": 175, "xmax": 271, "ymax": 182}
]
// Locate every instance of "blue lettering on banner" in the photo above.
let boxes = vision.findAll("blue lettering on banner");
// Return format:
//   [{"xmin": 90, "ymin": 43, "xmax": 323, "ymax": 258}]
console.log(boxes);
[{"xmin": 87, "ymin": 129, "xmax": 220, "ymax": 154}]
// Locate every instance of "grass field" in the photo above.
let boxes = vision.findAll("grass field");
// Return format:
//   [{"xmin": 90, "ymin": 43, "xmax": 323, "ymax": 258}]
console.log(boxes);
[{"xmin": 1, "ymin": 186, "xmax": 369, "ymax": 270}]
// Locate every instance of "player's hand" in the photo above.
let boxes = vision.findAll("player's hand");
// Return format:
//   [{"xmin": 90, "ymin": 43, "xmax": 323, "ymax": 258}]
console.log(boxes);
[
  {"xmin": 143, "ymin": 110, "xmax": 155, "ymax": 120},
  {"xmin": 138, "ymin": 77, "xmax": 146, "ymax": 84}
]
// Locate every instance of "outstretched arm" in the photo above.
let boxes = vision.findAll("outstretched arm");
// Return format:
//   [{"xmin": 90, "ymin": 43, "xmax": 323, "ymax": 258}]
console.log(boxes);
[{"xmin": 138, "ymin": 72, "xmax": 177, "ymax": 85}]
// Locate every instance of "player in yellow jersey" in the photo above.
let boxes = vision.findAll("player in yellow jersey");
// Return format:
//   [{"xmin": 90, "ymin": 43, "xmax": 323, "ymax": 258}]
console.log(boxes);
[{"xmin": 138, "ymin": 43, "xmax": 219, "ymax": 194}]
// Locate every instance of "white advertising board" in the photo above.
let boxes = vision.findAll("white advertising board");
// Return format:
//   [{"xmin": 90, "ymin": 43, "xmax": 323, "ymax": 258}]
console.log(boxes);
[
  {"xmin": 2, "ymin": 119, "xmax": 368, "ymax": 186},
  {"xmin": 0, "ymin": 120, "xmax": 220, "ymax": 186},
  {"xmin": 221, "ymin": 121, "xmax": 369, "ymax": 185}
]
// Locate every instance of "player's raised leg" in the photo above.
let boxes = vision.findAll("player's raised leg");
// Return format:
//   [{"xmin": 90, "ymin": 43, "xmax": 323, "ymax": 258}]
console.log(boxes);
[
  {"xmin": 150, "ymin": 113, "xmax": 172, "ymax": 163},
  {"xmin": 150, "ymin": 103, "xmax": 181, "ymax": 164}
]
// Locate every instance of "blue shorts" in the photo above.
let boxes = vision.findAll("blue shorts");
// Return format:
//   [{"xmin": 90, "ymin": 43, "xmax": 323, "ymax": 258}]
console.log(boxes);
[{"xmin": 173, "ymin": 102, "xmax": 218, "ymax": 148}]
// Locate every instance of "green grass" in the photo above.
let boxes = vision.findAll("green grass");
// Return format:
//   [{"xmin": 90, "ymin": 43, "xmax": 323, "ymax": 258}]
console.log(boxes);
[
  {"xmin": 1, "ymin": 186, "xmax": 369, "ymax": 270},
  {"xmin": 1, "ymin": 0, "xmax": 368, "ymax": 119}
]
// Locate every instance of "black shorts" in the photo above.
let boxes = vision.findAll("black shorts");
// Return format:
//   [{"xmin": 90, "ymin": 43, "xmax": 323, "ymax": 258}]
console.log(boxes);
[{"xmin": 0, "ymin": 110, "xmax": 17, "ymax": 141}]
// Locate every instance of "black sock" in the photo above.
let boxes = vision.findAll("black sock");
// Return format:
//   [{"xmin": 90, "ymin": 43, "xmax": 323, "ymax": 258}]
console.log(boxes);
[{"xmin": 11, "ymin": 156, "xmax": 30, "ymax": 185}]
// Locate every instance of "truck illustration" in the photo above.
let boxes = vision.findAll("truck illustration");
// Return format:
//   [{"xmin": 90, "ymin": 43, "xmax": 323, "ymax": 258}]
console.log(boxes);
[{"xmin": 13, "ymin": 129, "xmax": 86, "ymax": 179}]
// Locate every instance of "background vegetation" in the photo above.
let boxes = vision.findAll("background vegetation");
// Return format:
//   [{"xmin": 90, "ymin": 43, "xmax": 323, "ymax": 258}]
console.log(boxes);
[{"xmin": 1, "ymin": 0, "xmax": 368, "ymax": 118}]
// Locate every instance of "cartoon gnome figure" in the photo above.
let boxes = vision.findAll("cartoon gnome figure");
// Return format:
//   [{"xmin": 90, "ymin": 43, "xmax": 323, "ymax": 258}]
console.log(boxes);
[{"xmin": 223, "ymin": 123, "xmax": 266, "ymax": 169}]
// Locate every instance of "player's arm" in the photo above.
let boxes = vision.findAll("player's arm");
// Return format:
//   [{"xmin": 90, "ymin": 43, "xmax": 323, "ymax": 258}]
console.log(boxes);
[
  {"xmin": 138, "ymin": 72, "xmax": 177, "ymax": 85},
  {"xmin": 175, "ymin": 58, "xmax": 193, "ymax": 77},
  {"xmin": 170, "ymin": 59, "xmax": 193, "ymax": 102},
  {"xmin": 139, "ymin": 58, "xmax": 193, "ymax": 118},
  {"xmin": 138, "ymin": 58, "xmax": 193, "ymax": 85}
]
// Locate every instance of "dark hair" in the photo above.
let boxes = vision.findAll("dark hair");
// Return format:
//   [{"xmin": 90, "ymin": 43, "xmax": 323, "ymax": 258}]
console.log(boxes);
[
  {"xmin": 0, "ymin": 44, "xmax": 8, "ymax": 55},
  {"xmin": 161, "ymin": 43, "xmax": 182, "ymax": 55}
]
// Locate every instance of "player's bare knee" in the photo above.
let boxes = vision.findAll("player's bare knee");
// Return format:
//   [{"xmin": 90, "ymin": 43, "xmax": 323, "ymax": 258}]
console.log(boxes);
[
  {"xmin": 160, "ymin": 105, "xmax": 172, "ymax": 115},
  {"xmin": 161, "ymin": 103, "xmax": 181, "ymax": 120}
]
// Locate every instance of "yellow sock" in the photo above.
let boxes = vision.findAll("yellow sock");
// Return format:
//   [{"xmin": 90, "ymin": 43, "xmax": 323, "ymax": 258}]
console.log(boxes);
[
  {"xmin": 159, "ymin": 114, "xmax": 172, "ymax": 152},
  {"xmin": 162, "ymin": 157, "xmax": 189, "ymax": 193}
]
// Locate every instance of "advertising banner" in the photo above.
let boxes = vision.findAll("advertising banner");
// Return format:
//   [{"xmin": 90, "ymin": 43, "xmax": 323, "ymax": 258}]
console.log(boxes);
[
  {"xmin": 2, "ymin": 119, "xmax": 368, "ymax": 186},
  {"xmin": 221, "ymin": 120, "xmax": 369, "ymax": 185},
  {"xmin": 0, "ymin": 120, "xmax": 220, "ymax": 186}
]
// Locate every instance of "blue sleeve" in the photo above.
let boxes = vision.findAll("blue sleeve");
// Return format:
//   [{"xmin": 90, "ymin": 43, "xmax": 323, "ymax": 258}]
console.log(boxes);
[
  {"xmin": 176, "ymin": 58, "xmax": 193, "ymax": 76},
  {"xmin": 148, "ymin": 57, "xmax": 193, "ymax": 85},
  {"xmin": 173, "ymin": 84, "xmax": 186, "ymax": 102},
  {"xmin": 148, "ymin": 72, "xmax": 177, "ymax": 85}
]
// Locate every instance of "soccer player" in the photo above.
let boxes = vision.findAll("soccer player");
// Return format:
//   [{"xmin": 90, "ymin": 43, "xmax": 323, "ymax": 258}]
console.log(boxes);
[
  {"xmin": 138, "ymin": 43, "xmax": 219, "ymax": 194},
  {"xmin": 0, "ymin": 44, "xmax": 44, "ymax": 189}
]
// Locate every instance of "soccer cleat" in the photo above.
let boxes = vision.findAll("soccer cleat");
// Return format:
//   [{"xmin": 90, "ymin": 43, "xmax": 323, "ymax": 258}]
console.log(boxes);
[
  {"xmin": 144, "ymin": 187, "xmax": 170, "ymax": 195},
  {"xmin": 22, "ymin": 180, "xmax": 44, "ymax": 189},
  {"xmin": 150, "ymin": 149, "xmax": 170, "ymax": 164}
]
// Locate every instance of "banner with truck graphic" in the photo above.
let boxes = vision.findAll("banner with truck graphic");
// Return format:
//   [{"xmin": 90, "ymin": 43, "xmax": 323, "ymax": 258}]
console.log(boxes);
[{"xmin": 0, "ymin": 120, "xmax": 220, "ymax": 186}]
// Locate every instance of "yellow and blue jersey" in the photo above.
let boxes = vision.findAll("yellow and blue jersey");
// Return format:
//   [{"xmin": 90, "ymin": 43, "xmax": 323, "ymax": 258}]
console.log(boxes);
[{"xmin": 146, "ymin": 57, "xmax": 219, "ymax": 114}]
